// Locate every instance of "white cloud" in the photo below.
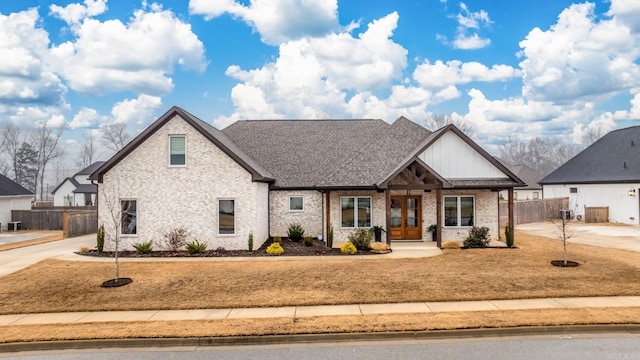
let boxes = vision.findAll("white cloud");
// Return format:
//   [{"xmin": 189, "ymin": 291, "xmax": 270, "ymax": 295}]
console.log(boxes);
[
  {"xmin": 50, "ymin": 0, "xmax": 107, "ymax": 26},
  {"xmin": 612, "ymin": 92, "xmax": 640, "ymax": 120},
  {"xmin": 518, "ymin": 2, "xmax": 640, "ymax": 102},
  {"xmin": 438, "ymin": 2, "xmax": 492, "ymax": 50},
  {"xmin": 69, "ymin": 107, "xmax": 104, "ymax": 129},
  {"xmin": 50, "ymin": 4, "xmax": 207, "ymax": 95},
  {"xmin": 413, "ymin": 60, "xmax": 520, "ymax": 89},
  {"xmin": 110, "ymin": 94, "xmax": 163, "ymax": 126},
  {"xmin": 571, "ymin": 112, "xmax": 616, "ymax": 144},
  {"xmin": 189, "ymin": 0, "xmax": 339, "ymax": 45},
  {"xmin": 216, "ymin": 12, "xmax": 409, "ymax": 126},
  {"xmin": 607, "ymin": 0, "xmax": 640, "ymax": 31}
]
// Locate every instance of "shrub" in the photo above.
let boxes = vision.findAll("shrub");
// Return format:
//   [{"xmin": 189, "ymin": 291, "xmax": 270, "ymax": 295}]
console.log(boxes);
[
  {"xmin": 463, "ymin": 226, "xmax": 491, "ymax": 248},
  {"xmin": 370, "ymin": 242, "xmax": 389, "ymax": 252},
  {"xmin": 133, "ymin": 241, "xmax": 153, "ymax": 254},
  {"xmin": 96, "ymin": 224, "xmax": 105, "ymax": 253},
  {"xmin": 348, "ymin": 227, "xmax": 373, "ymax": 250},
  {"xmin": 327, "ymin": 224, "xmax": 334, "ymax": 248},
  {"xmin": 248, "ymin": 231, "xmax": 254, "ymax": 252},
  {"xmin": 185, "ymin": 239, "xmax": 208, "ymax": 254},
  {"xmin": 163, "ymin": 227, "xmax": 188, "ymax": 251},
  {"xmin": 303, "ymin": 236, "xmax": 314, "ymax": 247},
  {"xmin": 505, "ymin": 225, "xmax": 514, "ymax": 248},
  {"xmin": 441, "ymin": 240, "xmax": 461, "ymax": 249},
  {"xmin": 272, "ymin": 236, "xmax": 282, "ymax": 244},
  {"xmin": 215, "ymin": 246, "xmax": 227, "ymax": 254},
  {"xmin": 78, "ymin": 246, "xmax": 91, "ymax": 253},
  {"xmin": 340, "ymin": 242, "xmax": 357, "ymax": 255},
  {"xmin": 266, "ymin": 242, "xmax": 284, "ymax": 256},
  {"xmin": 287, "ymin": 223, "xmax": 305, "ymax": 242}
]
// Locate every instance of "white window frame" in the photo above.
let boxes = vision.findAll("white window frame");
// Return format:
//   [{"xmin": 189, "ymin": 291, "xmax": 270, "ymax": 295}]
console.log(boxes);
[
  {"xmin": 289, "ymin": 195, "xmax": 304, "ymax": 212},
  {"xmin": 120, "ymin": 199, "xmax": 137, "ymax": 236},
  {"xmin": 443, "ymin": 195, "xmax": 475, "ymax": 228},
  {"xmin": 218, "ymin": 198, "xmax": 235, "ymax": 236},
  {"xmin": 533, "ymin": 191, "xmax": 539, "ymax": 200},
  {"xmin": 169, "ymin": 135, "xmax": 186, "ymax": 167},
  {"xmin": 340, "ymin": 196, "xmax": 372, "ymax": 229}
]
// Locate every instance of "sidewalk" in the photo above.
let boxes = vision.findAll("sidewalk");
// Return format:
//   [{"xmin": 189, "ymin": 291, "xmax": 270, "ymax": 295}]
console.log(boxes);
[{"xmin": 2, "ymin": 296, "xmax": 640, "ymax": 326}]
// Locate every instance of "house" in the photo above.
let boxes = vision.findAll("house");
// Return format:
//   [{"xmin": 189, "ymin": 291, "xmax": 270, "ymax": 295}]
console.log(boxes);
[
  {"xmin": 0, "ymin": 173, "xmax": 34, "ymax": 230},
  {"xmin": 540, "ymin": 125, "xmax": 640, "ymax": 225},
  {"xmin": 52, "ymin": 161, "xmax": 105, "ymax": 206},
  {"xmin": 499, "ymin": 164, "xmax": 543, "ymax": 201},
  {"xmin": 90, "ymin": 106, "xmax": 523, "ymax": 251}
]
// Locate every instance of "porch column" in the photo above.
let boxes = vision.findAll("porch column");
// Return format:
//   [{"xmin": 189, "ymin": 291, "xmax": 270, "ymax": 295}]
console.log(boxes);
[
  {"xmin": 385, "ymin": 188, "xmax": 391, "ymax": 245},
  {"xmin": 326, "ymin": 190, "xmax": 331, "ymax": 244},
  {"xmin": 508, "ymin": 188, "xmax": 514, "ymax": 241},
  {"xmin": 436, "ymin": 187, "xmax": 442, "ymax": 248}
]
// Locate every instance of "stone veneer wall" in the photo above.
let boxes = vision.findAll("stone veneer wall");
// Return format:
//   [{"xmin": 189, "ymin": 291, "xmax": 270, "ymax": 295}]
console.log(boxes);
[
  {"xmin": 440, "ymin": 189, "xmax": 499, "ymax": 242},
  {"xmin": 97, "ymin": 115, "xmax": 269, "ymax": 251},
  {"xmin": 269, "ymin": 190, "xmax": 323, "ymax": 238}
]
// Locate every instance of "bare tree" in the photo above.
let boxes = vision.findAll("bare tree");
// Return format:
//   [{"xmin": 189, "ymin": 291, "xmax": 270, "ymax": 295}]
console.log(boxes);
[
  {"xmin": 500, "ymin": 136, "xmax": 581, "ymax": 175},
  {"xmin": 424, "ymin": 114, "xmax": 474, "ymax": 137},
  {"xmin": 75, "ymin": 132, "xmax": 97, "ymax": 169},
  {"xmin": 582, "ymin": 126, "xmax": 604, "ymax": 146},
  {"xmin": 32, "ymin": 122, "xmax": 65, "ymax": 200},
  {"xmin": 500, "ymin": 136, "xmax": 529, "ymax": 166},
  {"xmin": 1, "ymin": 124, "xmax": 23, "ymax": 181},
  {"xmin": 100, "ymin": 182, "xmax": 133, "ymax": 287},
  {"xmin": 100, "ymin": 123, "xmax": 131, "ymax": 152}
]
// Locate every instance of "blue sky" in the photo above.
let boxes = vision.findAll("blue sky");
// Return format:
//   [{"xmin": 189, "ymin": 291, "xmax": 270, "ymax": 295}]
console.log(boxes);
[{"xmin": 1, "ymin": 0, "xmax": 639, "ymax": 165}]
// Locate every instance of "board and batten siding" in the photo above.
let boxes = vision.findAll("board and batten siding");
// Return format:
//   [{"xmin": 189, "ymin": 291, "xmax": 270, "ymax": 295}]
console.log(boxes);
[
  {"xmin": 98, "ymin": 114, "xmax": 269, "ymax": 251},
  {"xmin": 419, "ymin": 131, "xmax": 506, "ymax": 179}
]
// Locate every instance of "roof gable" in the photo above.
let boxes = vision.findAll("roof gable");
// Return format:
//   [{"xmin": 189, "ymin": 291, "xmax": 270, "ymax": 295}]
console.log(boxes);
[
  {"xmin": 90, "ymin": 107, "xmax": 274, "ymax": 183},
  {"xmin": 540, "ymin": 125, "xmax": 640, "ymax": 184},
  {"xmin": 0, "ymin": 173, "xmax": 33, "ymax": 197}
]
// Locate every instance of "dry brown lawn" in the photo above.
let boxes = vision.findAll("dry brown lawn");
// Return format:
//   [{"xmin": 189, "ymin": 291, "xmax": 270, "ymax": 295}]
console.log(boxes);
[{"xmin": 1, "ymin": 230, "xmax": 640, "ymax": 315}]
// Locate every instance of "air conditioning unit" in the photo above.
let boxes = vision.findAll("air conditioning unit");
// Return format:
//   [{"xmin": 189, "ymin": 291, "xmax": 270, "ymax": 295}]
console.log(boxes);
[{"xmin": 560, "ymin": 209, "xmax": 574, "ymax": 220}]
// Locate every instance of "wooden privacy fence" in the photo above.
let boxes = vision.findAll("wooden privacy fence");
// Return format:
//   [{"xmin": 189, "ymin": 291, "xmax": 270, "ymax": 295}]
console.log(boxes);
[
  {"xmin": 499, "ymin": 197, "xmax": 569, "ymax": 225},
  {"xmin": 585, "ymin": 206, "xmax": 609, "ymax": 223},
  {"xmin": 11, "ymin": 209, "xmax": 97, "ymax": 238}
]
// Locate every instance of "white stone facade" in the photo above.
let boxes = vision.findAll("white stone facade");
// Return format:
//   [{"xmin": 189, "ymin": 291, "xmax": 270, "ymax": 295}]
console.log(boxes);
[
  {"xmin": 98, "ymin": 115, "xmax": 269, "ymax": 251},
  {"xmin": 440, "ymin": 189, "xmax": 499, "ymax": 242},
  {"xmin": 269, "ymin": 190, "xmax": 323, "ymax": 238},
  {"xmin": 0, "ymin": 195, "xmax": 33, "ymax": 229}
]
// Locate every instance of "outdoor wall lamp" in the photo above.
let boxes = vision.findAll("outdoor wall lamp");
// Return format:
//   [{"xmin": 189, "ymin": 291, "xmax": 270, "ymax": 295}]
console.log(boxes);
[{"xmin": 629, "ymin": 189, "xmax": 637, "ymax": 197}]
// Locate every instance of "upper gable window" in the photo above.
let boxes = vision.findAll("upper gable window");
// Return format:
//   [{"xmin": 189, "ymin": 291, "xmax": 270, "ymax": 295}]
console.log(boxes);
[{"xmin": 169, "ymin": 135, "xmax": 186, "ymax": 166}]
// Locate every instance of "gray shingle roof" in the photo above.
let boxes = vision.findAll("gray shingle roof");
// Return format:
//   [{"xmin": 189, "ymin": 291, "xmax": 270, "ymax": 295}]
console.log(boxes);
[
  {"xmin": 222, "ymin": 116, "xmax": 432, "ymax": 188},
  {"xmin": 73, "ymin": 184, "xmax": 98, "ymax": 194},
  {"xmin": 0, "ymin": 174, "xmax": 33, "ymax": 196},
  {"xmin": 76, "ymin": 161, "xmax": 105, "ymax": 176},
  {"xmin": 507, "ymin": 165, "xmax": 543, "ymax": 190},
  {"xmin": 540, "ymin": 125, "xmax": 640, "ymax": 184}
]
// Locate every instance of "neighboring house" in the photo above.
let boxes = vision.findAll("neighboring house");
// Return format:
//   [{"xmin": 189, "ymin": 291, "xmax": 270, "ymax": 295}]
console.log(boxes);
[
  {"xmin": 0, "ymin": 174, "xmax": 34, "ymax": 229},
  {"xmin": 52, "ymin": 161, "xmax": 105, "ymax": 206},
  {"xmin": 540, "ymin": 125, "xmax": 640, "ymax": 225},
  {"xmin": 499, "ymin": 164, "xmax": 543, "ymax": 201},
  {"xmin": 90, "ymin": 106, "xmax": 523, "ymax": 251}
]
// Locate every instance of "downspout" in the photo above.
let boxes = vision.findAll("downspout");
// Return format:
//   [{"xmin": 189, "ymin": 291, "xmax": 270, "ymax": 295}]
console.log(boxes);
[
  {"xmin": 320, "ymin": 189, "xmax": 325, "ymax": 242},
  {"xmin": 267, "ymin": 188, "xmax": 271, "ymax": 239}
]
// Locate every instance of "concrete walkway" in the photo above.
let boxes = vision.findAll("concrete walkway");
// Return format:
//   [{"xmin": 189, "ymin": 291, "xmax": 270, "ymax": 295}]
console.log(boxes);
[{"xmin": 2, "ymin": 296, "xmax": 640, "ymax": 326}]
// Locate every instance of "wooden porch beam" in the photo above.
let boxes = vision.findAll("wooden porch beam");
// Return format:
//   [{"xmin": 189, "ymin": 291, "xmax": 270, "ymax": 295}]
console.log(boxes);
[
  {"xmin": 387, "ymin": 184, "xmax": 441, "ymax": 190},
  {"xmin": 508, "ymin": 188, "xmax": 514, "ymax": 243},
  {"xmin": 326, "ymin": 190, "xmax": 331, "ymax": 245}
]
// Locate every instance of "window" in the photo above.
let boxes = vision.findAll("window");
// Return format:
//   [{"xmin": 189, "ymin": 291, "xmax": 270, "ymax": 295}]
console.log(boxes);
[
  {"xmin": 533, "ymin": 192, "xmax": 539, "ymax": 200},
  {"xmin": 169, "ymin": 135, "xmax": 186, "ymax": 166},
  {"xmin": 569, "ymin": 187, "xmax": 578, "ymax": 194},
  {"xmin": 218, "ymin": 199, "xmax": 235, "ymax": 235},
  {"xmin": 340, "ymin": 197, "xmax": 371, "ymax": 228},
  {"xmin": 514, "ymin": 192, "xmax": 518, "ymax": 200},
  {"xmin": 443, "ymin": 196, "xmax": 474, "ymax": 227},
  {"xmin": 121, "ymin": 200, "xmax": 137, "ymax": 235},
  {"xmin": 289, "ymin": 196, "xmax": 304, "ymax": 211}
]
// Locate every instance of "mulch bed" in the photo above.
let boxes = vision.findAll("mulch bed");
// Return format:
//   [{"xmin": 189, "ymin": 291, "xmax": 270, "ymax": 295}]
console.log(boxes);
[{"xmin": 81, "ymin": 238, "xmax": 381, "ymax": 258}]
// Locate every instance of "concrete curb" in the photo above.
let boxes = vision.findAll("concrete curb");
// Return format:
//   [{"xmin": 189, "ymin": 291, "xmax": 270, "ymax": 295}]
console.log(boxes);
[{"xmin": 2, "ymin": 324, "xmax": 640, "ymax": 353}]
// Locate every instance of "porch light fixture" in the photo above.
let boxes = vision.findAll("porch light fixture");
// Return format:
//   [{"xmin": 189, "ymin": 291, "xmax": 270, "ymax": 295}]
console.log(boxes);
[{"xmin": 629, "ymin": 189, "xmax": 637, "ymax": 197}]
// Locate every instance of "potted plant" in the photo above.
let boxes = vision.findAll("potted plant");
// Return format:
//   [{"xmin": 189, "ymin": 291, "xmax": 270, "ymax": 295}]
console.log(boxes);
[
  {"xmin": 370, "ymin": 225, "xmax": 385, "ymax": 242},
  {"xmin": 428, "ymin": 224, "xmax": 437, "ymax": 242}
]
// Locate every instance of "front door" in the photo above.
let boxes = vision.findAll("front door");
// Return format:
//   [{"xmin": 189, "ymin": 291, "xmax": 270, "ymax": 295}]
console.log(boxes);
[{"xmin": 390, "ymin": 195, "xmax": 422, "ymax": 240}]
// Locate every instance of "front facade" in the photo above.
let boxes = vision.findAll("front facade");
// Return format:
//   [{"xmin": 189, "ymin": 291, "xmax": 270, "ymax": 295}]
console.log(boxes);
[
  {"xmin": 91, "ymin": 107, "xmax": 522, "ymax": 251},
  {"xmin": 52, "ymin": 161, "xmax": 104, "ymax": 206},
  {"xmin": 0, "ymin": 174, "xmax": 34, "ymax": 229},
  {"xmin": 540, "ymin": 125, "xmax": 640, "ymax": 225}
]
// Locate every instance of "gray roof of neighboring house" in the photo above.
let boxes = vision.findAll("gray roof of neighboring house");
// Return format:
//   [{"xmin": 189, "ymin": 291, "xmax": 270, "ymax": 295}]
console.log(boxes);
[
  {"xmin": 540, "ymin": 125, "xmax": 640, "ymax": 184},
  {"xmin": 222, "ymin": 116, "xmax": 433, "ymax": 188},
  {"xmin": 73, "ymin": 184, "xmax": 98, "ymax": 194},
  {"xmin": 76, "ymin": 161, "xmax": 105, "ymax": 176},
  {"xmin": 0, "ymin": 173, "xmax": 33, "ymax": 196},
  {"xmin": 507, "ymin": 165, "xmax": 543, "ymax": 190}
]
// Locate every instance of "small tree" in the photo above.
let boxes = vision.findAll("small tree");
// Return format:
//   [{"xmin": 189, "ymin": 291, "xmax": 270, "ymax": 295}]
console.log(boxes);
[
  {"xmin": 547, "ymin": 199, "xmax": 579, "ymax": 267},
  {"xmin": 100, "ymin": 182, "xmax": 133, "ymax": 287}
]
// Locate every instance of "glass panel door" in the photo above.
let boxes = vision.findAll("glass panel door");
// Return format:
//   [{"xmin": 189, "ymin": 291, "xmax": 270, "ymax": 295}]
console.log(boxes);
[{"xmin": 406, "ymin": 198, "xmax": 418, "ymax": 227}]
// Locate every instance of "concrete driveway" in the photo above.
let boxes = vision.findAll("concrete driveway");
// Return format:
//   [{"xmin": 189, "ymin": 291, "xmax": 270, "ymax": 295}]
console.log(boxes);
[
  {"xmin": 0, "ymin": 233, "xmax": 94, "ymax": 277},
  {"xmin": 517, "ymin": 222, "xmax": 640, "ymax": 252}
]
